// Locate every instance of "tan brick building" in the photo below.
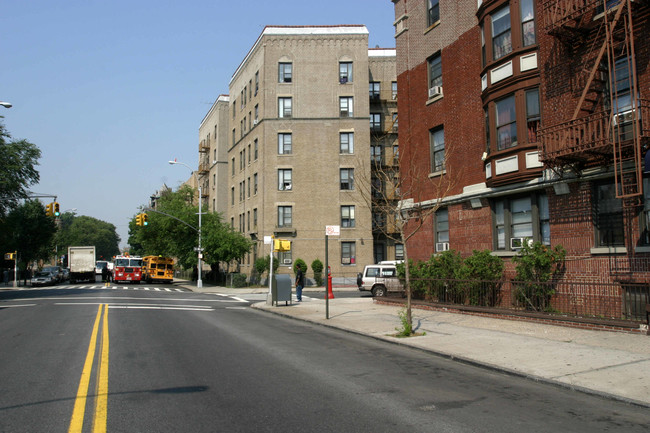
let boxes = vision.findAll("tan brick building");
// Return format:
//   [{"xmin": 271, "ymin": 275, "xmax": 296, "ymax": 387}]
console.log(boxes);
[
  {"xmin": 211, "ymin": 25, "xmax": 397, "ymax": 279},
  {"xmin": 198, "ymin": 95, "xmax": 230, "ymax": 216}
]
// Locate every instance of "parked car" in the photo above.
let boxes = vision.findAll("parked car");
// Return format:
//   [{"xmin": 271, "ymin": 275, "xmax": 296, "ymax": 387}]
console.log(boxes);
[
  {"xmin": 62, "ymin": 268, "xmax": 70, "ymax": 281},
  {"xmin": 357, "ymin": 263, "xmax": 404, "ymax": 297},
  {"xmin": 31, "ymin": 271, "xmax": 56, "ymax": 287},
  {"xmin": 42, "ymin": 266, "xmax": 64, "ymax": 283}
]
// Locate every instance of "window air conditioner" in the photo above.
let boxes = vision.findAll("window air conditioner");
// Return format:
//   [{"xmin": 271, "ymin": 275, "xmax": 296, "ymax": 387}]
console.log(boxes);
[
  {"xmin": 283, "ymin": 259, "xmax": 293, "ymax": 264},
  {"xmin": 428, "ymin": 86, "xmax": 443, "ymax": 98},
  {"xmin": 253, "ymin": 119, "xmax": 258, "ymax": 126},
  {"xmin": 510, "ymin": 237, "xmax": 533, "ymax": 249},
  {"xmin": 612, "ymin": 109, "xmax": 635, "ymax": 126},
  {"xmin": 280, "ymin": 182, "xmax": 292, "ymax": 191},
  {"xmin": 339, "ymin": 77, "xmax": 348, "ymax": 84},
  {"xmin": 435, "ymin": 242, "xmax": 449, "ymax": 252}
]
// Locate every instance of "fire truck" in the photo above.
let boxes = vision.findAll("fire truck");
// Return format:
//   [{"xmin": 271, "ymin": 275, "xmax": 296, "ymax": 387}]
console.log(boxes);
[{"xmin": 111, "ymin": 254, "xmax": 143, "ymax": 284}]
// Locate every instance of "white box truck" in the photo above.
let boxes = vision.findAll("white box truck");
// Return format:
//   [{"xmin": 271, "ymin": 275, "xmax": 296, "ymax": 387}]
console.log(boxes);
[{"xmin": 68, "ymin": 246, "xmax": 96, "ymax": 283}]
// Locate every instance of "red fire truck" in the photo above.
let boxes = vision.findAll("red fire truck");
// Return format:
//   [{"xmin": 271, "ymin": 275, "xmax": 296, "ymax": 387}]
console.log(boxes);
[{"xmin": 112, "ymin": 254, "xmax": 143, "ymax": 284}]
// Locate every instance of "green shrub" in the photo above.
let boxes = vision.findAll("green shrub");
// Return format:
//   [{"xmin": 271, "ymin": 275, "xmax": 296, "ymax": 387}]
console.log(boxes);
[
  {"xmin": 311, "ymin": 259, "xmax": 324, "ymax": 286},
  {"xmin": 459, "ymin": 250, "xmax": 504, "ymax": 306},
  {"xmin": 512, "ymin": 241, "xmax": 566, "ymax": 311},
  {"xmin": 229, "ymin": 273, "xmax": 248, "ymax": 288}
]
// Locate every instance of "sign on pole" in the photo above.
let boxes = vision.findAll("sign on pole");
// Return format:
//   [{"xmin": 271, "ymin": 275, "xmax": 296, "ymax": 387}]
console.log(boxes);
[{"xmin": 326, "ymin": 225, "xmax": 340, "ymax": 236}]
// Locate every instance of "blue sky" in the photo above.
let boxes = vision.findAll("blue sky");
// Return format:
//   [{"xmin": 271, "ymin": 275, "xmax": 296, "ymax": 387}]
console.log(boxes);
[{"xmin": 1, "ymin": 0, "xmax": 396, "ymax": 248}]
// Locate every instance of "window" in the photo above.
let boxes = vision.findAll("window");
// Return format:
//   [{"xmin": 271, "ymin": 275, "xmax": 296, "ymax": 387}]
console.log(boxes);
[
  {"xmin": 231, "ymin": 157, "xmax": 235, "ymax": 176},
  {"xmin": 640, "ymin": 178, "xmax": 650, "ymax": 246},
  {"xmin": 339, "ymin": 62, "xmax": 353, "ymax": 83},
  {"xmin": 521, "ymin": 0, "xmax": 536, "ymax": 47},
  {"xmin": 278, "ymin": 97, "xmax": 292, "ymax": 118},
  {"xmin": 278, "ymin": 206, "xmax": 292, "ymax": 228},
  {"xmin": 248, "ymin": 143, "xmax": 251, "ymax": 163},
  {"xmin": 340, "ymin": 97, "xmax": 353, "ymax": 117},
  {"xmin": 435, "ymin": 208, "xmax": 449, "ymax": 248},
  {"xmin": 371, "ymin": 145, "xmax": 383, "ymax": 164},
  {"xmin": 369, "ymin": 82, "xmax": 380, "ymax": 99},
  {"xmin": 340, "ymin": 132, "xmax": 354, "ymax": 154},
  {"xmin": 395, "ymin": 243, "xmax": 404, "ymax": 261},
  {"xmin": 611, "ymin": 56, "xmax": 634, "ymax": 141},
  {"xmin": 340, "ymin": 168, "xmax": 354, "ymax": 190},
  {"xmin": 492, "ymin": 6, "xmax": 512, "ymax": 60},
  {"xmin": 496, "ymin": 95, "xmax": 517, "ymax": 150},
  {"xmin": 427, "ymin": 0, "xmax": 440, "ymax": 26},
  {"xmin": 279, "ymin": 63, "xmax": 292, "ymax": 83},
  {"xmin": 341, "ymin": 241, "xmax": 356, "ymax": 265},
  {"xmin": 392, "ymin": 113, "xmax": 398, "ymax": 131},
  {"xmin": 278, "ymin": 133, "xmax": 292, "ymax": 154},
  {"xmin": 255, "ymin": 71, "xmax": 259, "ymax": 95},
  {"xmin": 493, "ymin": 193, "xmax": 549, "ymax": 250},
  {"xmin": 247, "ymin": 177, "xmax": 251, "ymax": 198},
  {"xmin": 526, "ymin": 88, "xmax": 540, "ymax": 144},
  {"xmin": 341, "ymin": 205, "xmax": 355, "ymax": 228},
  {"xmin": 370, "ymin": 113, "xmax": 382, "ymax": 132},
  {"xmin": 392, "ymin": 81, "xmax": 398, "ymax": 100},
  {"xmin": 429, "ymin": 126, "xmax": 445, "ymax": 173},
  {"xmin": 254, "ymin": 139, "xmax": 258, "ymax": 160},
  {"xmin": 481, "ymin": 24, "xmax": 486, "ymax": 67},
  {"xmin": 253, "ymin": 208, "xmax": 258, "ymax": 228},
  {"xmin": 231, "ymin": 187, "xmax": 234, "ymax": 205},
  {"xmin": 254, "ymin": 173, "xmax": 258, "ymax": 195},
  {"xmin": 254, "ymin": 104, "xmax": 259, "ymax": 124},
  {"xmin": 278, "ymin": 169, "xmax": 292, "ymax": 191},
  {"xmin": 594, "ymin": 181, "xmax": 624, "ymax": 247},
  {"xmin": 428, "ymin": 53, "xmax": 442, "ymax": 90}
]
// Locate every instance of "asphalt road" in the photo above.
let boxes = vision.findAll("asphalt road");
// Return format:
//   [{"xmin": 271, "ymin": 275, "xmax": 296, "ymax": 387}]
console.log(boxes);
[{"xmin": 1, "ymin": 287, "xmax": 649, "ymax": 432}]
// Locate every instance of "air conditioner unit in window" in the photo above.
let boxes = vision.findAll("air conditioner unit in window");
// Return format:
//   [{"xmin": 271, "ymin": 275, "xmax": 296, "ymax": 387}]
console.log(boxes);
[
  {"xmin": 339, "ymin": 77, "xmax": 348, "ymax": 84},
  {"xmin": 428, "ymin": 86, "xmax": 443, "ymax": 99},
  {"xmin": 510, "ymin": 237, "xmax": 533, "ymax": 250},
  {"xmin": 280, "ymin": 182, "xmax": 292, "ymax": 191},
  {"xmin": 253, "ymin": 119, "xmax": 258, "ymax": 125},
  {"xmin": 612, "ymin": 109, "xmax": 635, "ymax": 126},
  {"xmin": 283, "ymin": 259, "xmax": 292, "ymax": 264},
  {"xmin": 435, "ymin": 242, "xmax": 449, "ymax": 252}
]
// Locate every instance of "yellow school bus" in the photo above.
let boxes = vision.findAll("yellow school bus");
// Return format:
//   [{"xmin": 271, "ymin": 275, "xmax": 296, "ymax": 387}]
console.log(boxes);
[{"xmin": 142, "ymin": 256, "xmax": 174, "ymax": 283}]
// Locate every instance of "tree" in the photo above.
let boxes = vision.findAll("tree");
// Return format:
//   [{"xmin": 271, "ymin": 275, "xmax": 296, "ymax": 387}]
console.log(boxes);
[
  {"xmin": 129, "ymin": 185, "xmax": 252, "ymax": 270},
  {"xmin": 0, "ymin": 120, "xmax": 41, "ymax": 217},
  {"xmin": 1, "ymin": 200, "xmax": 57, "ymax": 272},
  {"xmin": 356, "ymin": 123, "xmax": 458, "ymax": 334},
  {"xmin": 54, "ymin": 214, "xmax": 120, "ymax": 262}
]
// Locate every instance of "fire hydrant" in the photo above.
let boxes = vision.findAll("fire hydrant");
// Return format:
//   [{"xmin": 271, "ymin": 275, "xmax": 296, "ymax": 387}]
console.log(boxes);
[{"xmin": 327, "ymin": 266, "xmax": 334, "ymax": 299}]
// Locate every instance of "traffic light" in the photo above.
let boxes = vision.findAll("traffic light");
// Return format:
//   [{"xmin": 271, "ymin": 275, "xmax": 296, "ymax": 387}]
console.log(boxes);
[
  {"xmin": 142, "ymin": 213, "xmax": 148, "ymax": 226},
  {"xmin": 46, "ymin": 203, "xmax": 54, "ymax": 217},
  {"xmin": 53, "ymin": 202, "xmax": 60, "ymax": 217},
  {"xmin": 136, "ymin": 214, "xmax": 143, "ymax": 226},
  {"xmin": 4, "ymin": 252, "xmax": 16, "ymax": 260}
]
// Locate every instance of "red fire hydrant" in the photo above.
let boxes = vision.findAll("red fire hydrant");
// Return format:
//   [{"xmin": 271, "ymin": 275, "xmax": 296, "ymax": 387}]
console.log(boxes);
[{"xmin": 326, "ymin": 266, "xmax": 334, "ymax": 299}]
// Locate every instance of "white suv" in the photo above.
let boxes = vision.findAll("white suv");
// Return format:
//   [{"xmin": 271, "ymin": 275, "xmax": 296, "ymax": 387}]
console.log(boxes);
[{"xmin": 357, "ymin": 263, "xmax": 404, "ymax": 297}]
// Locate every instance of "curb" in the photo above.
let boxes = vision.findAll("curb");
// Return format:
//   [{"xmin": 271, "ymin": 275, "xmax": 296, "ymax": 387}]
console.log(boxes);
[{"xmin": 250, "ymin": 301, "xmax": 650, "ymax": 409}]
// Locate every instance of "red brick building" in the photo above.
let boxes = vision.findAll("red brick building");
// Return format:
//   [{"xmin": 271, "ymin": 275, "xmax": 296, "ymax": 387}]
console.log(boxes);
[{"xmin": 391, "ymin": 0, "xmax": 650, "ymax": 318}]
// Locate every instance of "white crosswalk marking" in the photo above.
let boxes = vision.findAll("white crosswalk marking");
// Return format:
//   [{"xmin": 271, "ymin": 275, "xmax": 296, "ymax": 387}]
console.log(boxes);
[{"xmin": 21, "ymin": 284, "xmax": 188, "ymax": 292}]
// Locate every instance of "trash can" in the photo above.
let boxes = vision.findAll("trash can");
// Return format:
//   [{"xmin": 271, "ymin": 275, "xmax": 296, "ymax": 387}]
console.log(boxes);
[{"xmin": 272, "ymin": 274, "xmax": 292, "ymax": 306}]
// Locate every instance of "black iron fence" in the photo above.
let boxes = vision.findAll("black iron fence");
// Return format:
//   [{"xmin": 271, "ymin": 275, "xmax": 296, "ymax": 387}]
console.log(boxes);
[{"xmin": 405, "ymin": 278, "xmax": 650, "ymax": 322}]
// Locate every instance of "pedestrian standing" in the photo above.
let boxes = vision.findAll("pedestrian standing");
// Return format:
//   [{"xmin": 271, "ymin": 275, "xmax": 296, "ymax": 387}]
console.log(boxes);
[
  {"xmin": 3, "ymin": 269, "xmax": 8, "ymax": 287},
  {"xmin": 295, "ymin": 266, "xmax": 305, "ymax": 302},
  {"xmin": 102, "ymin": 265, "xmax": 110, "ymax": 287}
]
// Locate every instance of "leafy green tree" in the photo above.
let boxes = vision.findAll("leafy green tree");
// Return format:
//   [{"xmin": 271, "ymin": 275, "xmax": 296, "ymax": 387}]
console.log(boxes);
[
  {"xmin": 311, "ymin": 259, "xmax": 324, "ymax": 286},
  {"xmin": 0, "ymin": 121, "xmax": 41, "ymax": 217},
  {"xmin": 129, "ymin": 185, "xmax": 252, "ymax": 270},
  {"xmin": 2, "ymin": 200, "xmax": 56, "ymax": 272},
  {"xmin": 55, "ymin": 214, "xmax": 120, "ymax": 262}
]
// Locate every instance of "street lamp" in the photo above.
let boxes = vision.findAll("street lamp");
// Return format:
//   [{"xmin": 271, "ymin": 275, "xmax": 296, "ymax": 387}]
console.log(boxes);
[
  {"xmin": 169, "ymin": 159, "xmax": 203, "ymax": 288},
  {"xmin": 0, "ymin": 101, "xmax": 12, "ymax": 108}
]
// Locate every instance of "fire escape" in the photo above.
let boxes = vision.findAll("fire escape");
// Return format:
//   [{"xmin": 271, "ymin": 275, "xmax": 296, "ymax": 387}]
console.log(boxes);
[{"xmin": 540, "ymin": 0, "xmax": 649, "ymax": 200}]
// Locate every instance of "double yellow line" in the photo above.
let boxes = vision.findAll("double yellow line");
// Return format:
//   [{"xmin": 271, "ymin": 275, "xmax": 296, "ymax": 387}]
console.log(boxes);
[{"xmin": 68, "ymin": 304, "xmax": 110, "ymax": 433}]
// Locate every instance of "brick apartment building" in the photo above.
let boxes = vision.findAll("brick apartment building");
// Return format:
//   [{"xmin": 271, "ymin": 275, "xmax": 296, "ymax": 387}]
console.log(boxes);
[
  {"xmin": 198, "ymin": 25, "xmax": 399, "ymax": 278},
  {"xmin": 392, "ymin": 0, "xmax": 650, "ymax": 316}
]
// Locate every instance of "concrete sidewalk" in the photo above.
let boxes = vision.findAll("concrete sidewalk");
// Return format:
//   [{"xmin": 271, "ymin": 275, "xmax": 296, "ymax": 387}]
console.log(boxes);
[{"xmin": 185, "ymin": 282, "xmax": 650, "ymax": 407}]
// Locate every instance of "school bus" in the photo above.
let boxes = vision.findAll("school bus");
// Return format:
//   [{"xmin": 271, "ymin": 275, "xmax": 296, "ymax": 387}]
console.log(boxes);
[{"xmin": 142, "ymin": 255, "xmax": 174, "ymax": 283}]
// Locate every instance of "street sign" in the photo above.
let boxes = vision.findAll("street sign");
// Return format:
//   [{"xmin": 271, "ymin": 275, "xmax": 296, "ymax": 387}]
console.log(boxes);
[
  {"xmin": 264, "ymin": 236, "xmax": 272, "ymax": 245},
  {"xmin": 326, "ymin": 225, "xmax": 340, "ymax": 236}
]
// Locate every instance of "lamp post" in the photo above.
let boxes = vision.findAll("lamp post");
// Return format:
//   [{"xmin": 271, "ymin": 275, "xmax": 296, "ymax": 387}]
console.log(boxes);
[
  {"xmin": 0, "ymin": 101, "xmax": 12, "ymax": 108},
  {"xmin": 169, "ymin": 160, "xmax": 203, "ymax": 288}
]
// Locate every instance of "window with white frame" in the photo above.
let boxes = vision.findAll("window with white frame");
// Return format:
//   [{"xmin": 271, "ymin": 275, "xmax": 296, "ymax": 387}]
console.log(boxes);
[
  {"xmin": 279, "ymin": 62, "xmax": 292, "ymax": 83},
  {"xmin": 278, "ymin": 97, "xmax": 292, "ymax": 118},
  {"xmin": 392, "ymin": 81, "xmax": 398, "ymax": 99},
  {"xmin": 278, "ymin": 206, "xmax": 292, "ymax": 228},
  {"xmin": 340, "ymin": 97, "xmax": 353, "ymax": 117},
  {"xmin": 341, "ymin": 205, "xmax": 355, "ymax": 228},
  {"xmin": 429, "ymin": 126, "xmax": 445, "ymax": 173},
  {"xmin": 492, "ymin": 6, "xmax": 512, "ymax": 60},
  {"xmin": 341, "ymin": 241, "xmax": 356, "ymax": 264},
  {"xmin": 493, "ymin": 192, "xmax": 549, "ymax": 250},
  {"xmin": 278, "ymin": 169, "xmax": 292, "ymax": 191},
  {"xmin": 339, "ymin": 62, "xmax": 353, "ymax": 83},
  {"xmin": 340, "ymin": 132, "xmax": 354, "ymax": 154},
  {"xmin": 395, "ymin": 243, "xmax": 404, "ymax": 260},
  {"xmin": 278, "ymin": 133, "xmax": 292, "ymax": 154},
  {"xmin": 370, "ymin": 113, "xmax": 382, "ymax": 132},
  {"xmin": 526, "ymin": 88, "xmax": 540, "ymax": 144},
  {"xmin": 435, "ymin": 207, "xmax": 449, "ymax": 250},
  {"xmin": 340, "ymin": 168, "xmax": 354, "ymax": 190}
]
